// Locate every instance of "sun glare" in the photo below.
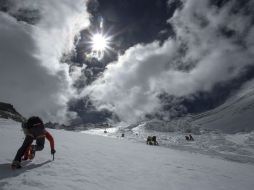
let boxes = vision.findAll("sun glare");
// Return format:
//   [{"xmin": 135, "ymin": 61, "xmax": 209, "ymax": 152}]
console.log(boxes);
[
  {"xmin": 89, "ymin": 33, "xmax": 111, "ymax": 60},
  {"xmin": 92, "ymin": 33, "xmax": 108, "ymax": 52}
]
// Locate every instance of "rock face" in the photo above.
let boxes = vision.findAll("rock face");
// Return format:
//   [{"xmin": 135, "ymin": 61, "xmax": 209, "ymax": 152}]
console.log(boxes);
[{"xmin": 0, "ymin": 102, "xmax": 25, "ymax": 122}]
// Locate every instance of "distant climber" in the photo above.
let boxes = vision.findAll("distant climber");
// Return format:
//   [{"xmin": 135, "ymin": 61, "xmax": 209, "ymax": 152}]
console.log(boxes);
[
  {"xmin": 146, "ymin": 136, "xmax": 159, "ymax": 145},
  {"xmin": 185, "ymin": 134, "xmax": 194, "ymax": 141},
  {"xmin": 189, "ymin": 134, "xmax": 194, "ymax": 141},
  {"xmin": 11, "ymin": 116, "xmax": 56, "ymax": 169}
]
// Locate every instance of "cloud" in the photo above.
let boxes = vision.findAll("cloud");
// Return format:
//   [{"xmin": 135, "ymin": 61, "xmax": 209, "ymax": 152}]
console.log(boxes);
[
  {"xmin": 0, "ymin": 0, "xmax": 90, "ymax": 123},
  {"xmin": 83, "ymin": 0, "xmax": 254, "ymax": 123}
]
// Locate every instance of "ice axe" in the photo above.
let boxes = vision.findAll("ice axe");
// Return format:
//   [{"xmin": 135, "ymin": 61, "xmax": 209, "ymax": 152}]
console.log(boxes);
[{"xmin": 51, "ymin": 149, "xmax": 56, "ymax": 161}]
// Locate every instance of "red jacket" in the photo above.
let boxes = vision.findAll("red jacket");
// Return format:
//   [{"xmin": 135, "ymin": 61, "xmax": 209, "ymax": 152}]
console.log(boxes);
[{"xmin": 23, "ymin": 130, "xmax": 55, "ymax": 159}]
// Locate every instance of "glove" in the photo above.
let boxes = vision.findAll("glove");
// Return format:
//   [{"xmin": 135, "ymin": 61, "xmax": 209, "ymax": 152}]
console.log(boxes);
[{"xmin": 51, "ymin": 149, "xmax": 56, "ymax": 155}]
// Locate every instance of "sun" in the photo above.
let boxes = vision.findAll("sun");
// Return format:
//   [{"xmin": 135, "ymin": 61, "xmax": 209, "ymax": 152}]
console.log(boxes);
[
  {"xmin": 90, "ymin": 33, "xmax": 111, "ymax": 60},
  {"xmin": 92, "ymin": 33, "xmax": 108, "ymax": 51}
]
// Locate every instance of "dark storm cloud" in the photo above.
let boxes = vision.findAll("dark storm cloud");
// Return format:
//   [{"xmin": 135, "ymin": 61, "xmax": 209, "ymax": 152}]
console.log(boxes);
[
  {"xmin": 0, "ymin": 0, "xmax": 90, "ymax": 123},
  {"xmin": 83, "ymin": 0, "xmax": 254, "ymax": 123},
  {"xmin": 87, "ymin": 0, "xmax": 178, "ymax": 52}
]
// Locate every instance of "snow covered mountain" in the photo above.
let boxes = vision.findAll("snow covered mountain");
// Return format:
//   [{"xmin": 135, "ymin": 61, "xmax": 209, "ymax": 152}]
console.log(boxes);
[
  {"xmin": 1, "ymin": 118, "xmax": 254, "ymax": 190},
  {"xmin": 191, "ymin": 80, "xmax": 254, "ymax": 133},
  {"xmin": 84, "ymin": 81, "xmax": 254, "ymax": 164}
]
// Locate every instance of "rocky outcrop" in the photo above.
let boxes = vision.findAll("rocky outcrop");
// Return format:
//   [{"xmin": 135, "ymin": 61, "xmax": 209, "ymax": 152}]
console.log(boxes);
[{"xmin": 0, "ymin": 102, "xmax": 25, "ymax": 122}]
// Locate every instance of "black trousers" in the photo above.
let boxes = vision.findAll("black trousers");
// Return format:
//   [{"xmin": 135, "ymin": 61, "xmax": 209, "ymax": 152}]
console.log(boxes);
[{"xmin": 13, "ymin": 135, "xmax": 45, "ymax": 162}]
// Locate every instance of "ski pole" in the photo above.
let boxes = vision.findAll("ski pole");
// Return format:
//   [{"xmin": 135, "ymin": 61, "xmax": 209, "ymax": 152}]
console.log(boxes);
[{"xmin": 52, "ymin": 153, "xmax": 54, "ymax": 161}]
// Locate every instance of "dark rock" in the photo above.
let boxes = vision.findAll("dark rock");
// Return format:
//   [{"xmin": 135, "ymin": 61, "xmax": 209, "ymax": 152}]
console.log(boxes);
[{"xmin": 0, "ymin": 102, "xmax": 25, "ymax": 122}]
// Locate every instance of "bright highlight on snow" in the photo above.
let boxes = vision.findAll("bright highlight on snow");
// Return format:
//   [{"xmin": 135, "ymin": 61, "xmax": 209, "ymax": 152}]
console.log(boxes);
[{"xmin": 90, "ymin": 33, "xmax": 110, "ymax": 59}]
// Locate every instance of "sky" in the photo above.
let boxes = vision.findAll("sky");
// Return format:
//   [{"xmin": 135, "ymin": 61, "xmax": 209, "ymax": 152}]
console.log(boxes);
[
  {"xmin": 0, "ymin": 0, "xmax": 90, "ymax": 123},
  {"xmin": 0, "ymin": 0, "xmax": 254, "ymax": 124},
  {"xmin": 82, "ymin": 0, "xmax": 254, "ymax": 123}
]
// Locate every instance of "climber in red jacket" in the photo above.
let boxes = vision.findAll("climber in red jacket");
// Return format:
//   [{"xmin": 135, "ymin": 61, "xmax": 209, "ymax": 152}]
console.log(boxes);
[
  {"xmin": 12, "ymin": 116, "xmax": 56, "ymax": 169},
  {"xmin": 22, "ymin": 129, "xmax": 55, "ymax": 160}
]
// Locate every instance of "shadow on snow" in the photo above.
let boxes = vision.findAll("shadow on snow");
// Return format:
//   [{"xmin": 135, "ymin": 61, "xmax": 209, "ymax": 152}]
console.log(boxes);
[{"xmin": 0, "ymin": 160, "xmax": 52, "ymax": 181}]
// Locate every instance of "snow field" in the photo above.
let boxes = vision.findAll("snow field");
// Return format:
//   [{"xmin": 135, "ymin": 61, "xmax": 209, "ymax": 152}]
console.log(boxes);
[{"xmin": 1, "ymin": 119, "xmax": 254, "ymax": 190}]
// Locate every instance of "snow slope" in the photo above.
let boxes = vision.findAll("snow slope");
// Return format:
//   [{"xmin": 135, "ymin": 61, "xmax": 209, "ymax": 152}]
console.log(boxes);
[
  {"xmin": 85, "ymin": 123, "xmax": 254, "ymax": 164},
  {"xmin": 88, "ymin": 80, "xmax": 254, "ymax": 164},
  {"xmin": 192, "ymin": 80, "xmax": 254, "ymax": 133},
  {"xmin": 1, "ymin": 118, "xmax": 254, "ymax": 190}
]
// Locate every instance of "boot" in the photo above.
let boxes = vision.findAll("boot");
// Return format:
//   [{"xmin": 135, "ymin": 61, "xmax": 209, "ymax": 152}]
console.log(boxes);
[{"xmin": 11, "ymin": 161, "xmax": 21, "ymax": 169}]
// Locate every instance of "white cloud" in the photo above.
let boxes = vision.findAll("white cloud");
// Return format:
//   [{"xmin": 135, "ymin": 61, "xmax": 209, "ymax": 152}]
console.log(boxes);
[
  {"xmin": 0, "ymin": 0, "xmax": 90, "ymax": 123},
  {"xmin": 83, "ymin": 0, "xmax": 254, "ymax": 123}
]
